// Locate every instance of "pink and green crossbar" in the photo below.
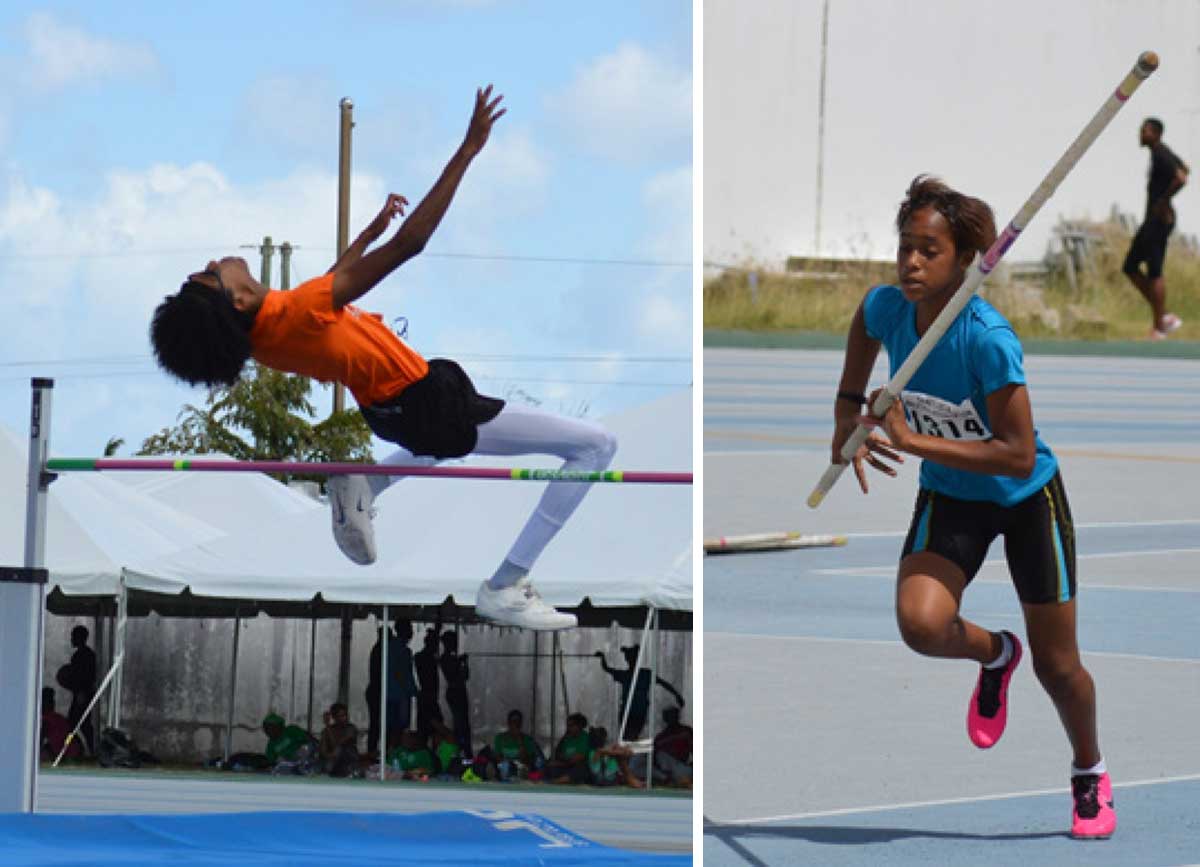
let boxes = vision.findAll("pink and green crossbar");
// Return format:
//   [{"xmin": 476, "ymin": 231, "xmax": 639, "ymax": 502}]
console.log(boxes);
[{"xmin": 46, "ymin": 457, "xmax": 692, "ymax": 485}]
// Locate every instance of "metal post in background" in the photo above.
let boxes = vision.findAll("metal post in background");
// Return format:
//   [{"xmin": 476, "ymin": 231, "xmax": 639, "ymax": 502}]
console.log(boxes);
[
  {"xmin": 280, "ymin": 242, "xmax": 293, "ymax": 290},
  {"xmin": 379, "ymin": 606, "xmax": 389, "ymax": 781},
  {"xmin": 814, "ymin": 0, "xmax": 830, "ymax": 256},
  {"xmin": 108, "ymin": 576, "xmax": 127, "ymax": 730},
  {"xmin": 223, "ymin": 607, "xmax": 241, "ymax": 765},
  {"xmin": 334, "ymin": 97, "xmax": 354, "ymax": 415}
]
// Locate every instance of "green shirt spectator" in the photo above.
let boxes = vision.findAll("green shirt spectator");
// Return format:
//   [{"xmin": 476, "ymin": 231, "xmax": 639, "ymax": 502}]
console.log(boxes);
[
  {"xmin": 262, "ymin": 713, "xmax": 309, "ymax": 764},
  {"xmin": 494, "ymin": 730, "xmax": 538, "ymax": 762},
  {"xmin": 588, "ymin": 749, "xmax": 621, "ymax": 785},
  {"xmin": 435, "ymin": 739, "xmax": 460, "ymax": 774},
  {"xmin": 388, "ymin": 746, "xmax": 434, "ymax": 772}
]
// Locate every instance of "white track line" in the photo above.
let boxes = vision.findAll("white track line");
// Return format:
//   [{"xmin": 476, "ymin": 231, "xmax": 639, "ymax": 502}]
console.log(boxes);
[{"xmin": 707, "ymin": 772, "xmax": 1200, "ymax": 826}]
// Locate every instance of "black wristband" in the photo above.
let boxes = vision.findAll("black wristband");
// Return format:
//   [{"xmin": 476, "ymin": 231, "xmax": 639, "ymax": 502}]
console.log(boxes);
[{"xmin": 836, "ymin": 390, "xmax": 866, "ymax": 405}]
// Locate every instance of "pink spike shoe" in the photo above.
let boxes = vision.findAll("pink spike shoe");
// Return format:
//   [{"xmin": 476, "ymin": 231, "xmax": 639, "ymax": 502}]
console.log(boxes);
[
  {"xmin": 1071, "ymin": 772, "xmax": 1116, "ymax": 839},
  {"xmin": 966, "ymin": 631, "xmax": 1022, "ymax": 748}
]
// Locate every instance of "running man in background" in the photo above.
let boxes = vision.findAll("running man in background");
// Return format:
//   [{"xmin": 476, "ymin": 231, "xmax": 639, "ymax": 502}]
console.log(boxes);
[
  {"xmin": 830, "ymin": 176, "xmax": 1115, "ymax": 839},
  {"xmin": 1123, "ymin": 117, "xmax": 1188, "ymax": 339},
  {"xmin": 149, "ymin": 86, "xmax": 615, "ymax": 631}
]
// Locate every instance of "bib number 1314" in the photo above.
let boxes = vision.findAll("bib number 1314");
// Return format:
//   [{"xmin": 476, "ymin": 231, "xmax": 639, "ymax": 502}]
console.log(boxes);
[{"xmin": 900, "ymin": 390, "xmax": 990, "ymax": 441}]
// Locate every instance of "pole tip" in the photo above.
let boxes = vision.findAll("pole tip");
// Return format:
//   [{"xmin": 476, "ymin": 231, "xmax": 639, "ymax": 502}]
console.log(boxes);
[
  {"xmin": 806, "ymin": 490, "xmax": 825, "ymax": 509},
  {"xmin": 1138, "ymin": 51, "xmax": 1159, "ymax": 73},
  {"xmin": 339, "ymin": 97, "xmax": 354, "ymax": 109}
]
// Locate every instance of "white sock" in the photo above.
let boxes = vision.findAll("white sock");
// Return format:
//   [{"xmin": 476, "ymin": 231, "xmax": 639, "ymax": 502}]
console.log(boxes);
[
  {"xmin": 1071, "ymin": 758, "xmax": 1106, "ymax": 777},
  {"xmin": 983, "ymin": 632, "xmax": 1013, "ymax": 670},
  {"xmin": 487, "ymin": 559, "xmax": 528, "ymax": 591}
]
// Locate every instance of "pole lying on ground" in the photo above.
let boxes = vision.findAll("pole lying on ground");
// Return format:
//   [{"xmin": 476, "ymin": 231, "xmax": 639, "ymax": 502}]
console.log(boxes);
[
  {"xmin": 46, "ymin": 458, "xmax": 692, "ymax": 485},
  {"xmin": 807, "ymin": 51, "xmax": 1159, "ymax": 509},
  {"xmin": 703, "ymin": 532, "xmax": 848, "ymax": 555}
]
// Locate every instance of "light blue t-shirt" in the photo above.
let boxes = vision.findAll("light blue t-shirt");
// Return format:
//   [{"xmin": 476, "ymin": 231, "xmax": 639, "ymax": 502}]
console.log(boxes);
[{"xmin": 862, "ymin": 285, "xmax": 1057, "ymax": 506}]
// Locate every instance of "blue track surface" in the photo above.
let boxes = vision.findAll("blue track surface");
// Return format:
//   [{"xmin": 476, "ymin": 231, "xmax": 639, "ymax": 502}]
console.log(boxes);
[{"xmin": 704, "ymin": 349, "xmax": 1200, "ymax": 867}]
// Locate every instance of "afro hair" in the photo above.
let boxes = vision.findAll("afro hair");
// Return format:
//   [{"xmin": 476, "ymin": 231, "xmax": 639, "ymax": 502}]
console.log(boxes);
[{"xmin": 150, "ymin": 281, "xmax": 255, "ymax": 387}]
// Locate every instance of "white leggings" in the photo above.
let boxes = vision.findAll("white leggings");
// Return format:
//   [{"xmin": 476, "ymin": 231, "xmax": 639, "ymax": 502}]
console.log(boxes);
[{"xmin": 370, "ymin": 402, "xmax": 618, "ymax": 569}]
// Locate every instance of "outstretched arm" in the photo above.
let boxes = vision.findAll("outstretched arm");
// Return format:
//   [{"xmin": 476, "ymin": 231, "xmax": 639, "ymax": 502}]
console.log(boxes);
[
  {"xmin": 327, "ymin": 194, "xmax": 409, "ymax": 275},
  {"xmin": 331, "ymin": 85, "xmax": 506, "ymax": 309}
]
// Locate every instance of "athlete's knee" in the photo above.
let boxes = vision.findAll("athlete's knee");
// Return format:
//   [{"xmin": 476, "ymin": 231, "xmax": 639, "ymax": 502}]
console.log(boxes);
[
  {"xmin": 895, "ymin": 608, "xmax": 952, "ymax": 656},
  {"xmin": 1031, "ymin": 650, "xmax": 1088, "ymax": 696},
  {"xmin": 576, "ymin": 422, "xmax": 617, "ymax": 467}
]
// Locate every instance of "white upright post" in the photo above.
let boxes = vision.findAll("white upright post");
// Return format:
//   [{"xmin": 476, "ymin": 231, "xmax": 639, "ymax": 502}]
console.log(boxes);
[
  {"xmin": 0, "ymin": 378, "xmax": 54, "ymax": 812},
  {"xmin": 379, "ymin": 606, "xmax": 389, "ymax": 781}
]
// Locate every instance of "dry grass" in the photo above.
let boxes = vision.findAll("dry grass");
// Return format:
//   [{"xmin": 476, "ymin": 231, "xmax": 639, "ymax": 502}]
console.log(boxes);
[{"xmin": 705, "ymin": 219, "xmax": 1200, "ymax": 341}]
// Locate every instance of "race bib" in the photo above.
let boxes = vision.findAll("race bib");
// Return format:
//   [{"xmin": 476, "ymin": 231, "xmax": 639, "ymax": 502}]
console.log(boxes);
[{"xmin": 900, "ymin": 390, "xmax": 991, "ymax": 440}]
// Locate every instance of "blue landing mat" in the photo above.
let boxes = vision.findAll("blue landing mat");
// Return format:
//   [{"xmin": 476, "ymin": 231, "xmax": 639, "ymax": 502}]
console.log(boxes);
[{"xmin": 0, "ymin": 810, "xmax": 690, "ymax": 865}]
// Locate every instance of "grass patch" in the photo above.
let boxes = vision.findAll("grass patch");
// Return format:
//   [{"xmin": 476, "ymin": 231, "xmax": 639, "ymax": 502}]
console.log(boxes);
[{"xmin": 705, "ymin": 219, "xmax": 1200, "ymax": 342}]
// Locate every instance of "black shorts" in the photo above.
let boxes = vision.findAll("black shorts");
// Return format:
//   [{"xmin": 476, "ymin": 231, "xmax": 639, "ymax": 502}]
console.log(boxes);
[
  {"xmin": 1123, "ymin": 218, "xmax": 1173, "ymax": 279},
  {"xmin": 359, "ymin": 358, "xmax": 504, "ymax": 459},
  {"xmin": 901, "ymin": 472, "xmax": 1076, "ymax": 605}
]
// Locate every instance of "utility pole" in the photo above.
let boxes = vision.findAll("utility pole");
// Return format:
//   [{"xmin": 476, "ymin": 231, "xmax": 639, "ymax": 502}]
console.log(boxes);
[
  {"xmin": 280, "ymin": 242, "xmax": 293, "ymax": 290},
  {"xmin": 334, "ymin": 97, "xmax": 354, "ymax": 416},
  {"xmin": 814, "ymin": 0, "xmax": 830, "ymax": 257},
  {"xmin": 335, "ymin": 96, "xmax": 355, "ymax": 708}
]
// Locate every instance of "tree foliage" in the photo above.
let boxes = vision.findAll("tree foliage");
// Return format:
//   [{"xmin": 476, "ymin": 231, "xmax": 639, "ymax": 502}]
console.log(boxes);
[{"xmin": 138, "ymin": 363, "xmax": 374, "ymax": 485}]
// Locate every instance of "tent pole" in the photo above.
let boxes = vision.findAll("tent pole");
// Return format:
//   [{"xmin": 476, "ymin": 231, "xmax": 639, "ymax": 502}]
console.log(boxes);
[
  {"xmin": 379, "ymin": 605, "xmax": 389, "ymax": 781},
  {"xmin": 646, "ymin": 606, "xmax": 658, "ymax": 793},
  {"xmin": 223, "ymin": 606, "xmax": 241, "ymax": 765},
  {"xmin": 530, "ymin": 632, "xmax": 538, "ymax": 744},
  {"xmin": 307, "ymin": 609, "xmax": 317, "ymax": 736},
  {"xmin": 107, "ymin": 575, "xmax": 127, "ymax": 730},
  {"xmin": 619, "ymin": 607, "xmax": 654, "ymax": 744},
  {"xmin": 549, "ymin": 632, "xmax": 558, "ymax": 746}
]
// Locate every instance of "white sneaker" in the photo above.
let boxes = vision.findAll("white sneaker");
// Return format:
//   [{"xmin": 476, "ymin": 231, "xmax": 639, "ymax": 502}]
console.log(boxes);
[
  {"xmin": 328, "ymin": 474, "xmax": 377, "ymax": 565},
  {"xmin": 474, "ymin": 578, "xmax": 577, "ymax": 630}
]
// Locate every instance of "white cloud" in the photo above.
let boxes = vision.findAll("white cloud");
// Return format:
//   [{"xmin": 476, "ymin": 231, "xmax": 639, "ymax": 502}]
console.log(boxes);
[
  {"xmin": 21, "ymin": 12, "xmax": 161, "ymax": 92},
  {"xmin": 549, "ymin": 42, "xmax": 691, "ymax": 163},
  {"xmin": 640, "ymin": 164, "xmax": 692, "ymax": 262}
]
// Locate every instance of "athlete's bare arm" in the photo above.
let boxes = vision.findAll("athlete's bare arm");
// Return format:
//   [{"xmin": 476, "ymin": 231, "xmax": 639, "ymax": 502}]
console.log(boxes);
[{"xmin": 330, "ymin": 86, "xmax": 506, "ymax": 310}]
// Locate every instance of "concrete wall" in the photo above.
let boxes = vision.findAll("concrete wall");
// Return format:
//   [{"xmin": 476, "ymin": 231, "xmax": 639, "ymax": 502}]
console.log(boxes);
[{"xmin": 43, "ymin": 610, "xmax": 692, "ymax": 763}]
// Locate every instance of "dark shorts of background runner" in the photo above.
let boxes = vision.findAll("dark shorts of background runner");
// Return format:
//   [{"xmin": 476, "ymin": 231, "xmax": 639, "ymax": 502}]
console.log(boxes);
[
  {"xmin": 901, "ymin": 472, "xmax": 1077, "ymax": 605},
  {"xmin": 1123, "ymin": 218, "xmax": 1173, "ymax": 280},
  {"xmin": 359, "ymin": 358, "xmax": 504, "ymax": 459}
]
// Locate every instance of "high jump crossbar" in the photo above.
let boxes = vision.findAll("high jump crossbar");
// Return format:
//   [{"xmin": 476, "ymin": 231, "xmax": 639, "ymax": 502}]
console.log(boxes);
[
  {"xmin": 807, "ymin": 51, "xmax": 1159, "ymax": 508},
  {"xmin": 45, "ymin": 458, "xmax": 691, "ymax": 485}
]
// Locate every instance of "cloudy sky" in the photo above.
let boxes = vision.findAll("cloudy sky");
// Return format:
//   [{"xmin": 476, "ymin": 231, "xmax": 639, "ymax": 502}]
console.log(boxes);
[
  {"xmin": 0, "ymin": 2, "xmax": 692, "ymax": 457},
  {"xmin": 706, "ymin": 0, "xmax": 1200, "ymax": 267}
]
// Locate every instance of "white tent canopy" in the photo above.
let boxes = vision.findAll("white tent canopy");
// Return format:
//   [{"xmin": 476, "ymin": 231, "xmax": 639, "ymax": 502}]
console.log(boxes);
[{"xmin": 5, "ymin": 390, "xmax": 692, "ymax": 612}]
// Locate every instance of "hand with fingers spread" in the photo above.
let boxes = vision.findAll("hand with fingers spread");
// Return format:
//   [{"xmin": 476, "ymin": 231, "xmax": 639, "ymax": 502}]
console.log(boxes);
[
  {"xmin": 463, "ymin": 84, "xmax": 506, "ymax": 156},
  {"xmin": 832, "ymin": 387, "xmax": 905, "ymax": 494},
  {"xmin": 365, "ymin": 193, "xmax": 410, "ymax": 240}
]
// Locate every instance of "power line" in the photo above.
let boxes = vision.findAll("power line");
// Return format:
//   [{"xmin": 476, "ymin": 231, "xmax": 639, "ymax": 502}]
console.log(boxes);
[
  {"xmin": 0, "ymin": 351, "xmax": 691, "ymax": 368},
  {"xmin": 0, "ymin": 246, "xmax": 690, "ymax": 269}
]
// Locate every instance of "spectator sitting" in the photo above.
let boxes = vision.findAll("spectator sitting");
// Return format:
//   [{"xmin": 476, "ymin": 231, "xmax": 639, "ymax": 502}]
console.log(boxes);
[
  {"xmin": 263, "ymin": 713, "xmax": 318, "ymax": 774},
  {"xmin": 318, "ymin": 702, "xmax": 360, "ymax": 778},
  {"xmin": 631, "ymin": 706, "xmax": 693, "ymax": 788},
  {"xmin": 40, "ymin": 687, "xmax": 80, "ymax": 762},
  {"xmin": 652, "ymin": 706, "xmax": 693, "ymax": 787},
  {"xmin": 587, "ymin": 726, "xmax": 643, "ymax": 789},
  {"xmin": 430, "ymin": 714, "xmax": 467, "ymax": 779},
  {"xmin": 386, "ymin": 730, "xmax": 436, "ymax": 780},
  {"xmin": 545, "ymin": 713, "xmax": 591, "ymax": 784},
  {"xmin": 488, "ymin": 708, "xmax": 545, "ymax": 781}
]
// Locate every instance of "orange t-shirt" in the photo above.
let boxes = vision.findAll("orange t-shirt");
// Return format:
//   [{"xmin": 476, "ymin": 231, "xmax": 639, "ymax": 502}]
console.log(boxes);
[{"xmin": 249, "ymin": 274, "xmax": 429, "ymax": 407}]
